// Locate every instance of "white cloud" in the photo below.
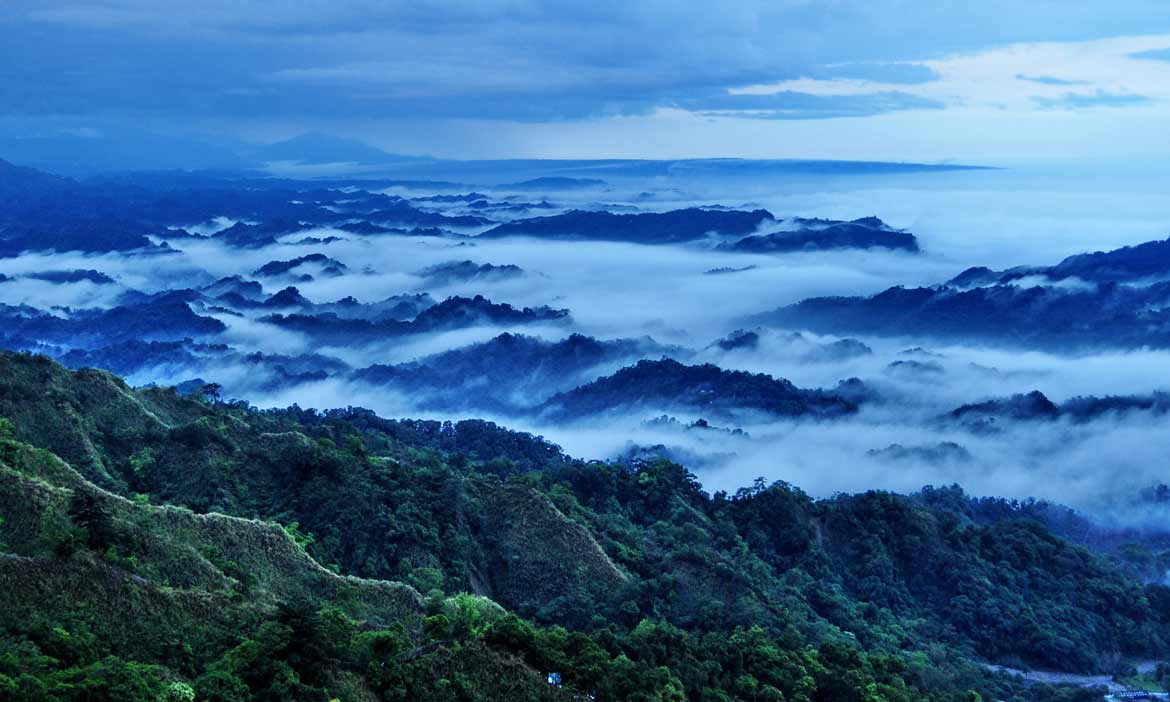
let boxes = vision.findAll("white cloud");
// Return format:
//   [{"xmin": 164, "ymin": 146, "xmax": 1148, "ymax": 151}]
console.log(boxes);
[{"xmin": 729, "ymin": 34, "xmax": 1170, "ymax": 111}]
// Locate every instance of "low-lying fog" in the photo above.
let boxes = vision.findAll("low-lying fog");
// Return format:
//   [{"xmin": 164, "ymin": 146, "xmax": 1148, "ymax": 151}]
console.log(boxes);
[{"xmin": 3, "ymin": 163, "xmax": 1170, "ymax": 524}]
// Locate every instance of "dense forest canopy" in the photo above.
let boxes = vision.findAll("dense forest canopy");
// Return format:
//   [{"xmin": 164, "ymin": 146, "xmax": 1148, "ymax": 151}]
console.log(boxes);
[{"xmin": 1, "ymin": 352, "xmax": 1168, "ymax": 701}]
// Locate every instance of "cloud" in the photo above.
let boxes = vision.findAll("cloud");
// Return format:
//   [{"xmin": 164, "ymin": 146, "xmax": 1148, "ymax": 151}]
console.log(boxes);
[
  {"xmin": 1132, "ymin": 47, "xmax": 1170, "ymax": 61},
  {"xmin": 1016, "ymin": 74, "xmax": 1091, "ymax": 85},
  {"xmin": 691, "ymin": 410, "xmax": 1170, "ymax": 525},
  {"xmin": 730, "ymin": 33, "xmax": 1170, "ymax": 113},
  {"xmin": 1032, "ymin": 90, "xmax": 1153, "ymax": 109},
  {"xmin": 4, "ymin": 4, "xmax": 1170, "ymax": 163},
  {"xmin": 685, "ymin": 91, "xmax": 945, "ymax": 120},
  {"xmin": 9, "ymin": 168, "xmax": 1170, "ymax": 527},
  {"xmin": 504, "ymin": 332, "xmax": 1170, "ymax": 525},
  {"xmin": 813, "ymin": 62, "xmax": 941, "ymax": 85},
  {"xmin": 5, "ymin": 0, "xmax": 1170, "ymax": 128}
]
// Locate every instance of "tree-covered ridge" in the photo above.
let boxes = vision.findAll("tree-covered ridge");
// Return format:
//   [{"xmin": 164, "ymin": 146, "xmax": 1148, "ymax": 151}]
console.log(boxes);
[
  {"xmin": 539, "ymin": 358, "xmax": 862, "ymax": 421},
  {"xmin": 0, "ymin": 351, "xmax": 1164, "ymax": 701},
  {"xmin": 481, "ymin": 208, "xmax": 776, "ymax": 244},
  {"xmin": 353, "ymin": 332, "xmax": 670, "ymax": 414},
  {"xmin": 758, "ymin": 235, "xmax": 1170, "ymax": 350},
  {"xmin": 720, "ymin": 217, "xmax": 919, "ymax": 253},
  {"xmin": 0, "ymin": 432, "xmax": 567, "ymax": 702}
]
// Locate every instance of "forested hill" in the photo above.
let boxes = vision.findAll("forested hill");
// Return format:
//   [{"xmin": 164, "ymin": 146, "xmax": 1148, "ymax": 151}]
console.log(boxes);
[{"xmin": 1, "ymin": 350, "xmax": 1168, "ymax": 701}]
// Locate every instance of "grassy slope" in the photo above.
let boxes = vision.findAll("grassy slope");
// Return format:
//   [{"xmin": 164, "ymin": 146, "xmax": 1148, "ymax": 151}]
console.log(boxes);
[
  {"xmin": 0, "ymin": 433, "xmax": 564, "ymax": 701},
  {"xmin": 0, "ymin": 351, "xmax": 631, "ymax": 613}
]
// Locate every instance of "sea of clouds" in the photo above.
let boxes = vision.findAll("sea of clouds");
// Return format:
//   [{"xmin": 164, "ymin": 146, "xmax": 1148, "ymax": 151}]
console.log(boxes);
[{"xmin": 3, "ymin": 164, "xmax": 1170, "ymax": 521}]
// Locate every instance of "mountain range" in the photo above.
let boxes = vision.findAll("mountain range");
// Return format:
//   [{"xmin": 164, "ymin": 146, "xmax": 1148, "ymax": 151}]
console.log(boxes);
[{"xmin": 757, "ymin": 237, "xmax": 1170, "ymax": 349}]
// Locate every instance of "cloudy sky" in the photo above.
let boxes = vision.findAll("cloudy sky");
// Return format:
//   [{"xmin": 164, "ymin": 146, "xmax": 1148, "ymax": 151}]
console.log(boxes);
[{"xmin": 4, "ymin": 1, "xmax": 1170, "ymax": 162}]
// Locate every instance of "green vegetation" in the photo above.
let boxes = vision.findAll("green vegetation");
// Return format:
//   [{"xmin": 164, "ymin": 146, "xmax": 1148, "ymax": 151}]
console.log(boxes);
[{"xmin": 0, "ymin": 351, "xmax": 1163, "ymax": 700}]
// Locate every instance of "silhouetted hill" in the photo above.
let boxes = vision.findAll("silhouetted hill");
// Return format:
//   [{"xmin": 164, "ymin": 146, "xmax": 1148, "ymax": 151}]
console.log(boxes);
[
  {"xmin": 415, "ymin": 260, "xmax": 525, "ymax": 286},
  {"xmin": 540, "ymin": 358, "xmax": 860, "ymax": 421},
  {"xmin": 760, "ymin": 236, "xmax": 1170, "ymax": 348},
  {"xmin": 761, "ymin": 278, "xmax": 1170, "ymax": 349},
  {"xmin": 481, "ymin": 207, "xmax": 774, "ymax": 244},
  {"xmin": 950, "ymin": 237, "xmax": 1170, "ymax": 286},
  {"xmin": 249, "ymin": 132, "xmax": 425, "ymax": 165},
  {"xmin": 260, "ymin": 295, "xmax": 570, "ymax": 344},
  {"xmin": 722, "ymin": 216, "xmax": 919, "ymax": 253},
  {"xmin": 0, "ymin": 159, "xmax": 485, "ymax": 256},
  {"xmin": 355, "ymin": 333, "xmax": 671, "ymax": 413},
  {"xmin": 498, "ymin": 176, "xmax": 606, "ymax": 190},
  {"xmin": 253, "ymin": 253, "xmax": 348, "ymax": 278},
  {"xmin": 946, "ymin": 389, "xmax": 1170, "ymax": 432},
  {"xmin": 0, "ymin": 294, "xmax": 225, "ymax": 347}
]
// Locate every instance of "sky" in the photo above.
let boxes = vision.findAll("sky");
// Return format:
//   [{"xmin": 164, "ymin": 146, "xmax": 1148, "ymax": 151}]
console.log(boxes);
[{"xmin": 3, "ymin": 1, "xmax": 1170, "ymax": 162}]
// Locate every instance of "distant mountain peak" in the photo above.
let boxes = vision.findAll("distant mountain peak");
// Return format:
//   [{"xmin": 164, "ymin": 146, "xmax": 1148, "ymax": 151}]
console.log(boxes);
[{"xmin": 251, "ymin": 132, "xmax": 429, "ymax": 165}]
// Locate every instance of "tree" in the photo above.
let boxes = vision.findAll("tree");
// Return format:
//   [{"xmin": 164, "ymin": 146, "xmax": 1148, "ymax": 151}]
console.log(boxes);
[{"xmin": 67, "ymin": 489, "xmax": 114, "ymax": 550}]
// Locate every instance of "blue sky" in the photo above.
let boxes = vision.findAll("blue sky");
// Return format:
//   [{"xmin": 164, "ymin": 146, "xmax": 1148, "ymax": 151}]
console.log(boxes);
[{"xmin": 3, "ymin": 1, "xmax": 1170, "ymax": 162}]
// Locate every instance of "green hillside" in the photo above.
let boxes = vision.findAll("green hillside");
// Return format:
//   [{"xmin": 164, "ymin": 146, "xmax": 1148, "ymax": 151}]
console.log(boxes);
[{"xmin": 0, "ymin": 351, "xmax": 1165, "ymax": 700}]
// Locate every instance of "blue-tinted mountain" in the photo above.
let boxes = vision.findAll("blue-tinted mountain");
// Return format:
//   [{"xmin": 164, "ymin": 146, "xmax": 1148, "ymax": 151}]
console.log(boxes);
[
  {"xmin": 411, "ymin": 294, "xmax": 567, "ymax": 329},
  {"xmin": 260, "ymin": 286, "xmax": 314, "ymax": 308},
  {"xmin": 704, "ymin": 265, "xmax": 758, "ymax": 275},
  {"xmin": 945, "ymin": 389, "xmax": 1170, "ymax": 433},
  {"xmin": 951, "ymin": 236, "xmax": 1170, "ymax": 286},
  {"xmin": 914, "ymin": 482, "xmax": 1170, "ymax": 583},
  {"xmin": 0, "ymin": 133, "xmax": 251, "ymax": 173},
  {"xmin": 203, "ymin": 284, "xmax": 435, "ymax": 323},
  {"xmin": 260, "ymin": 295, "xmax": 569, "ymax": 345},
  {"xmin": 414, "ymin": 260, "xmax": 525, "ymax": 286},
  {"xmin": 761, "ymin": 279, "xmax": 1170, "ymax": 349},
  {"xmin": 0, "ymin": 158, "xmax": 161, "ymax": 254},
  {"xmin": 0, "ymin": 156, "xmax": 73, "ymax": 200},
  {"xmin": 0, "ymin": 294, "xmax": 225, "ymax": 348},
  {"xmin": 709, "ymin": 329, "xmax": 872, "ymax": 362},
  {"xmin": 481, "ymin": 207, "xmax": 774, "ymax": 244},
  {"xmin": 758, "ymin": 236, "xmax": 1170, "ymax": 348},
  {"xmin": 886, "ymin": 359, "xmax": 945, "ymax": 378},
  {"xmin": 253, "ymin": 253, "xmax": 348, "ymax": 278},
  {"xmin": 335, "ymin": 221, "xmax": 404, "ymax": 235},
  {"xmin": 539, "ymin": 358, "xmax": 861, "ymax": 421},
  {"xmin": 0, "ymin": 157, "xmax": 484, "ymax": 255},
  {"xmin": 56, "ymin": 339, "xmax": 349, "ymax": 390},
  {"xmin": 200, "ymin": 275, "xmax": 265, "ymax": 301},
  {"xmin": 868, "ymin": 441, "xmax": 974, "ymax": 465},
  {"xmin": 412, "ymin": 192, "xmax": 492, "ymax": 203},
  {"xmin": 947, "ymin": 391, "xmax": 1060, "ymax": 432},
  {"xmin": 722, "ymin": 216, "xmax": 919, "ymax": 253},
  {"xmin": 498, "ymin": 176, "xmax": 606, "ymax": 190},
  {"xmin": 815, "ymin": 337, "xmax": 873, "ymax": 360},
  {"xmin": 211, "ymin": 220, "xmax": 312, "ymax": 247},
  {"xmin": 307, "ymin": 293, "xmax": 435, "ymax": 321},
  {"xmin": 0, "ymin": 283, "xmax": 445, "ymax": 359},
  {"xmin": 463, "ymin": 198, "xmax": 556, "ymax": 214},
  {"xmin": 711, "ymin": 329, "xmax": 760, "ymax": 351},
  {"xmin": 23, "ymin": 269, "xmax": 117, "ymax": 284},
  {"xmin": 354, "ymin": 332, "xmax": 671, "ymax": 413},
  {"xmin": 247, "ymin": 132, "xmax": 428, "ymax": 165},
  {"xmin": 1, "ymin": 132, "xmax": 429, "ymax": 172},
  {"xmin": 362, "ymin": 200, "xmax": 491, "ymax": 227}
]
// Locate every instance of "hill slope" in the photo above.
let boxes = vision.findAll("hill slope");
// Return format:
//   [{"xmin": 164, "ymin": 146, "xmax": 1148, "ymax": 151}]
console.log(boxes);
[
  {"xmin": 0, "ymin": 432, "xmax": 572, "ymax": 701},
  {"xmin": 3, "ymin": 352, "xmax": 1170, "ymax": 700}
]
